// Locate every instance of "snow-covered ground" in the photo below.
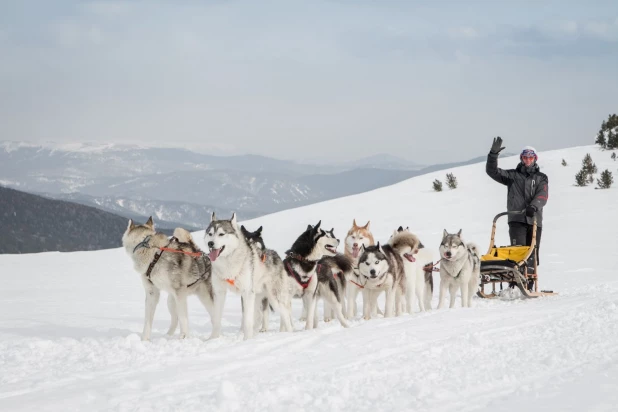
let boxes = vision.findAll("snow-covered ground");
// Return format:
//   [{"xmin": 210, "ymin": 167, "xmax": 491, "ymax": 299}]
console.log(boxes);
[{"xmin": 1, "ymin": 145, "xmax": 617, "ymax": 412}]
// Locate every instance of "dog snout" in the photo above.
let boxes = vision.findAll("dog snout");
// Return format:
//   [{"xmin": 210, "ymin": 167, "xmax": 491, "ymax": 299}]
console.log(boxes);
[
  {"xmin": 369, "ymin": 269, "xmax": 376, "ymax": 277},
  {"xmin": 353, "ymin": 243, "xmax": 358, "ymax": 248},
  {"xmin": 207, "ymin": 241, "xmax": 214, "ymax": 248},
  {"xmin": 445, "ymin": 251, "xmax": 452, "ymax": 258}
]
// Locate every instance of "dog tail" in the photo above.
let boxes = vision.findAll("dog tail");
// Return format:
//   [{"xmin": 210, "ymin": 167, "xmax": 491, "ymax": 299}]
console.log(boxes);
[{"xmin": 466, "ymin": 242, "xmax": 481, "ymax": 270}]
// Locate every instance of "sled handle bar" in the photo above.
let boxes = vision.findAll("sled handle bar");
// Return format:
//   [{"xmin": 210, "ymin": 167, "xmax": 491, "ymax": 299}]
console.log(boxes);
[{"xmin": 486, "ymin": 211, "xmax": 537, "ymax": 261}]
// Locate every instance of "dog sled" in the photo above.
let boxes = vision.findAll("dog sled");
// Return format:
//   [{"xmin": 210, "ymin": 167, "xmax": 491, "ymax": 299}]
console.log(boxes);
[{"xmin": 477, "ymin": 211, "xmax": 557, "ymax": 299}]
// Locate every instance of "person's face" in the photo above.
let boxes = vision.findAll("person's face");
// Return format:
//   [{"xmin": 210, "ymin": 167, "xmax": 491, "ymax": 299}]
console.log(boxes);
[{"xmin": 521, "ymin": 155, "xmax": 535, "ymax": 167}]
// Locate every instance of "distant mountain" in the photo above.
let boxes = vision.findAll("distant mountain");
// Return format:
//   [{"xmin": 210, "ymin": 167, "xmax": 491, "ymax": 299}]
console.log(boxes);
[
  {"xmin": 0, "ymin": 186, "xmax": 179, "ymax": 254},
  {"xmin": 338, "ymin": 153, "xmax": 424, "ymax": 171},
  {"xmin": 0, "ymin": 141, "xmax": 484, "ymax": 229}
]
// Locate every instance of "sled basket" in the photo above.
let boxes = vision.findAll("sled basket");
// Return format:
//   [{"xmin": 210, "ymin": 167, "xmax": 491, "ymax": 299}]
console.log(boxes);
[{"xmin": 477, "ymin": 211, "xmax": 557, "ymax": 299}]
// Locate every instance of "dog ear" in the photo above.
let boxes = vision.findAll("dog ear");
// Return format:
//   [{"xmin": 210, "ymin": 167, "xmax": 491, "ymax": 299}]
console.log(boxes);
[
  {"xmin": 314, "ymin": 220, "xmax": 321, "ymax": 231},
  {"xmin": 126, "ymin": 219, "xmax": 135, "ymax": 231},
  {"xmin": 256, "ymin": 226, "xmax": 263, "ymax": 234},
  {"xmin": 397, "ymin": 226, "xmax": 403, "ymax": 232},
  {"xmin": 363, "ymin": 221, "xmax": 371, "ymax": 230},
  {"xmin": 376, "ymin": 241, "xmax": 383, "ymax": 253},
  {"xmin": 443, "ymin": 229, "xmax": 448, "ymax": 238},
  {"xmin": 240, "ymin": 225, "xmax": 247, "ymax": 234},
  {"xmin": 230, "ymin": 212, "xmax": 237, "ymax": 228},
  {"xmin": 306, "ymin": 224, "xmax": 313, "ymax": 232},
  {"xmin": 145, "ymin": 216, "xmax": 154, "ymax": 229},
  {"xmin": 353, "ymin": 218, "xmax": 358, "ymax": 228},
  {"xmin": 211, "ymin": 212, "xmax": 217, "ymax": 222},
  {"xmin": 457, "ymin": 229, "xmax": 462, "ymax": 237}
]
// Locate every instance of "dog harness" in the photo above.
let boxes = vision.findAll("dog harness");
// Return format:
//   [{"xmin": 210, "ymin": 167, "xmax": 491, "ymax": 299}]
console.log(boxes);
[{"xmin": 135, "ymin": 235, "xmax": 208, "ymax": 286}]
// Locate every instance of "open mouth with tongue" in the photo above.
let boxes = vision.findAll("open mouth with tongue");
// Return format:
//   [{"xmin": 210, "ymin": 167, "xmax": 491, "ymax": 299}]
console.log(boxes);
[
  {"xmin": 403, "ymin": 253, "xmax": 416, "ymax": 262},
  {"xmin": 325, "ymin": 244, "xmax": 337, "ymax": 254},
  {"xmin": 208, "ymin": 246, "xmax": 225, "ymax": 261},
  {"xmin": 352, "ymin": 246, "xmax": 360, "ymax": 258}
]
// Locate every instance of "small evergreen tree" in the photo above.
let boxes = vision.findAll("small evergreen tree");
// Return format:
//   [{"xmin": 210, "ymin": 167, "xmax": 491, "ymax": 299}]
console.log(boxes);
[
  {"xmin": 581, "ymin": 153, "xmax": 597, "ymax": 176},
  {"xmin": 612, "ymin": 152, "xmax": 616, "ymax": 161},
  {"xmin": 596, "ymin": 130, "xmax": 607, "ymax": 148},
  {"xmin": 596, "ymin": 169, "xmax": 613, "ymax": 189},
  {"xmin": 608, "ymin": 130, "xmax": 618, "ymax": 150},
  {"xmin": 575, "ymin": 169, "xmax": 587, "ymax": 186},
  {"xmin": 433, "ymin": 179, "xmax": 443, "ymax": 192},
  {"xmin": 445, "ymin": 173, "xmax": 458, "ymax": 189},
  {"xmin": 561, "ymin": 158, "xmax": 567, "ymax": 166}
]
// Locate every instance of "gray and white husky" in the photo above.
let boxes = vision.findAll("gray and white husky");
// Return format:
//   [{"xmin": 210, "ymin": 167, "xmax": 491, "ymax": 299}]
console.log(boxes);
[
  {"xmin": 122, "ymin": 217, "xmax": 214, "ymax": 341},
  {"xmin": 387, "ymin": 228, "xmax": 433, "ymax": 314},
  {"xmin": 437, "ymin": 229, "xmax": 481, "ymax": 309},
  {"xmin": 390, "ymin": 226, "xmax": 435, "ymax": 311},
  {"xmin": 356, "ymin": 242, "xmax": 405, "ymax": 319},
  {"xmin": 205, "ymin": 213, "xmax": 293, "ymax": 340},
  {"xmin": 283, "ymin": 221, "xmax": 349, "ymax": 329},
  {"xmin": 314, "ymin": 228, "xmax": 353, "ymax": 324}
]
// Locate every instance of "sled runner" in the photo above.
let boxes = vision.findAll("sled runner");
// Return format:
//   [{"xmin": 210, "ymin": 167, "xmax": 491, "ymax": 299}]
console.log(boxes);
[{"xmin": 477, "ymin": 211, "xmax": 557, "ymax": 299}]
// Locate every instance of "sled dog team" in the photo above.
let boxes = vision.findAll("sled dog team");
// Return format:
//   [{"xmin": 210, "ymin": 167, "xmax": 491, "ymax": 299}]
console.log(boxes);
[{"xmin": 122, "ymin": 213, "xmax": 481, "ymax": 341}]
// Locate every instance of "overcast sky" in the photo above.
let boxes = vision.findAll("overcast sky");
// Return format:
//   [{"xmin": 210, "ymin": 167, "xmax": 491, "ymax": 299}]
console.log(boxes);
[{"xmin": 1, "ymin": 0, "xmax": 617, "ymax": 163}]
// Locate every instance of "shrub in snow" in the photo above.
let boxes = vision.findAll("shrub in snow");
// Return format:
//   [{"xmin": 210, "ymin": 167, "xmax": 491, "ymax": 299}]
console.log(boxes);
[
  {"xmin": 596, "ymin": 169, "xmax": 613, "ymax": 189},
  {"xmin": 446, "ymin": 173, "xmax": 458, "ymax": 189},
  {"xmin": 433, "ymin": 179, "xmax": 443, "ymax": 192}
]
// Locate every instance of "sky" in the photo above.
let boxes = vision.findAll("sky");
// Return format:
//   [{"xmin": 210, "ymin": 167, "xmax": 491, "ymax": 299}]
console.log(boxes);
[{"xmin": 1, "ymin": 0, "xmax": 617, "ymax": 163}]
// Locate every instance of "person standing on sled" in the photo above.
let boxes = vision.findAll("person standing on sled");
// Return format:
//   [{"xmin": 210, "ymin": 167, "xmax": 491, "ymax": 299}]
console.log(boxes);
[{"xmin": 486, "ymin": 136, "xmax": 548, "ymax": 277}]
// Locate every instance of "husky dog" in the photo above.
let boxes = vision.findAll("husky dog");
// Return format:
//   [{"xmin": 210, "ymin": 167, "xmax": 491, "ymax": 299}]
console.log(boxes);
[
  {"xmin": 343, "ymin": 219, "xmax": 376, "ymax": 319},
  {"xmin": 356, "ymin": 242, "xmax": 405, "ymax": 319},
  {"xmin": 283, "ymin": 221, "xmax": 348, "ymax": 329},
  {"xmin": 387, "ymin": 229, "xmax": 430, "ymax": 314},
  {"xmin": 314, "ymin": 228, "xmax": 353, "ymax": 323},
  {"xmin": 239, "ymin": 225, "xmax": 281, "ymax": 333},
  {"xmin": 437, "ymin": 229, "xmax": 481, "ymax": 309},
  {"xmin": 392, "ymin": 226, "xmax": 434, "ymax": 311},
  {"xmin": 205, "ymin": 213, "xmax": 293, "ymax": 340},
  {"xmin": 122, "ymin": 217, "xmax": 214, "ymax": 341}
]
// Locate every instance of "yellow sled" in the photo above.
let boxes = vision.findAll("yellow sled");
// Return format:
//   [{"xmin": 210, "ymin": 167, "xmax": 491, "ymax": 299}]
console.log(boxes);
[{"xmin": 478, "ymin": 211, "xmax": 558, "ymax": 299}]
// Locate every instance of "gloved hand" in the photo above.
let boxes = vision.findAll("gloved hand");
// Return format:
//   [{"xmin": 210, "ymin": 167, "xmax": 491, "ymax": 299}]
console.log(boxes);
[
  {"xmin": 490, "ymin": 136, "xmax": 505, "ymax": 154},
  {"xmin": 526, "ymin": 205, "xmax": 537, "ymax": 217}
]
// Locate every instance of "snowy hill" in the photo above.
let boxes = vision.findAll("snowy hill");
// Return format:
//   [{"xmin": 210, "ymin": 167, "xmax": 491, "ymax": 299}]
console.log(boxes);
[{"xmin": 1, "ymin": 145, "xmax": 617, "ymax": 411}]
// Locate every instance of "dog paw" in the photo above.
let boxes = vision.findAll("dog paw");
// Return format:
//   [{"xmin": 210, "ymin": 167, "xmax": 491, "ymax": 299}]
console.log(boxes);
[
  {"xmin": 259, "ymin": 328, "xmax": 268, "ymax": 333},
  {"xmin": 299, "ymin": 317, "xmax": 307, "ymax": 322},
  {"xmin": 324, "ymin": 317, "xmax": 332, "ymax": 322}
]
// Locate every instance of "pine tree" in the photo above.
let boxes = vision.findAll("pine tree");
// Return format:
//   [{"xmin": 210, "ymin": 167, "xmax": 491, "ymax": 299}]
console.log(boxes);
[
  {"xmin": 596, "ymin": 169, "xmax": 614, "ymax": 189},
  {"xmin": 575, "ymin": 169, "xmax": 587, "ymax": 186},
  {"xmin": 433, "ymin": 179, "xmax": 443, "ymax": 192},
  {"xmin": 596, "ymin": 130, "xmax": 607, "ymax": 148},
  {"xmin": 612, "ymin": 152, "xmax": 616, "ymax": 161},
  {"xmin": 561, "ymin": 158, "xmax": 567, "ymax": 166},
  {"xmin": 581, "ymin": 153, "xmax": 597, "ymax": 176},
  {"xmin": 445, "ymin": 173, "xmax": 458, "ymax": 189},
  {"xmin": 608, "ymin": 130, "xmax": 618, "ymax": 150}
]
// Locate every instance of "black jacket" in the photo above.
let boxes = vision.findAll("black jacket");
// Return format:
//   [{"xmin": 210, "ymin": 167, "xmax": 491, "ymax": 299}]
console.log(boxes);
[{"xmin": 486, "ymin": 152, "xmax": 549, "ymax": 227}]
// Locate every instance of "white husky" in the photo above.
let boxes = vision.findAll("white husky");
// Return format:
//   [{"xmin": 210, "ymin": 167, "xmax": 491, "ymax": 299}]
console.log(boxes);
[
  {"xmin": 205, "ymin": 213, "xmax": 293, "ymax": 340},
  {"xmin": 387, "ymin": 229, "xmax": 434, "ymax": 314},
  {"xmin": 437, "ymin": 229, "xmax": 481, "ymax": 309}
]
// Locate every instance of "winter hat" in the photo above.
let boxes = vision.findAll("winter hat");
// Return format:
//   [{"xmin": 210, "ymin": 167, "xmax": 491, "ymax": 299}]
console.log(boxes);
[{"xmin": 520, "ymin": 146, "xmax": 538, "ymax": 162}]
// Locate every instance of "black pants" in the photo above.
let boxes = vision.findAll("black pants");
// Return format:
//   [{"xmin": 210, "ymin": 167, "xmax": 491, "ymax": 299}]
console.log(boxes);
[{"xmin": 508, "ymin": 222, "xmax": 542, "ymax": 266}]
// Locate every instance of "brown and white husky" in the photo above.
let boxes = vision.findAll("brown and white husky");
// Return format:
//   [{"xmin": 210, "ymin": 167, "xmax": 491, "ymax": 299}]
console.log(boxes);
[{"xmin": 343, "ymin": 219, "xmax": 376, "ymax": 318}]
